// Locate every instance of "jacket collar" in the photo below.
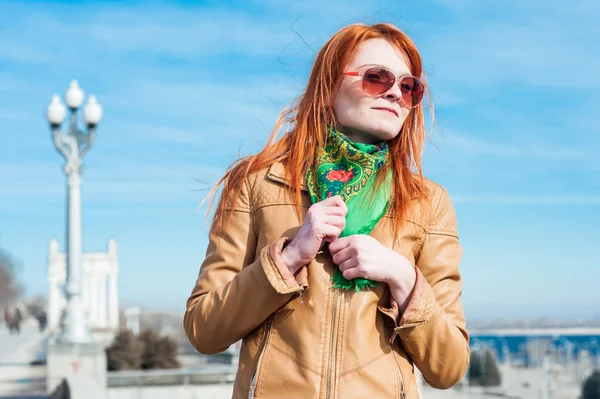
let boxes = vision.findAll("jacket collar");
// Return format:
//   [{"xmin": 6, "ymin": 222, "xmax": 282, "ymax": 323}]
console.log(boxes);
[
  {"xmin": 267, "ymin": 161, "xmax": 408, "ymax": 219},
  {"xmin": 266, "ymin": 161, "xmax": 308, "ymax": 191}
]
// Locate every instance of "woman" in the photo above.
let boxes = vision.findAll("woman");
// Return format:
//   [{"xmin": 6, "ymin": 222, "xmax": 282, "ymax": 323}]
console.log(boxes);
[{"xmin": 184, "ymin": 23, "xmax": 469, "ymax": 398}]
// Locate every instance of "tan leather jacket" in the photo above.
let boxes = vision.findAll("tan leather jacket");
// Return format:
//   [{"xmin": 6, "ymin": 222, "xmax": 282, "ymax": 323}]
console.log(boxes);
[{"xmin": 184, "ymin": 161, "xmax": 469, "ymax": 399}]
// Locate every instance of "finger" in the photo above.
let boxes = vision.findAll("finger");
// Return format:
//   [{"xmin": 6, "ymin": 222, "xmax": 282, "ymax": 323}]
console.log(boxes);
[
  {"xmin": 324, "ymin": 206, "xmax": 348, "ymax": 217},
  {"xmin": 328, "ymin": 236, "xmax": 351, "ymax": 253},
  {"xmin": 320, "ymin": 224, "xmax": 343, "ymax": 241},
  {"xmin": 320, "ymin": 195, "xmax": 340, "ymax": 205},
  {"xmin": 342, "ymin": 266, "xmax": 364, "ymax": 281},
  {"xmin": 332, "ymin": 246, "xmax": 353, "ymax": 266},
  {"xmin": 322, "ymin": 195, "xmax": 348, "ymax": 213},
  {"xmin": 323, "ymin": 215, "xmax": 346, "ymax": 229},
  {"xmin": 337, "ymin": 257, "xmax": 358, "ymax": 272}
]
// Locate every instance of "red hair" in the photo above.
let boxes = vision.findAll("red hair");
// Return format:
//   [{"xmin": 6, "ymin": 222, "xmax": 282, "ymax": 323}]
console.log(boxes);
[{"xmin": 207, "ymin": 23, "xmax": 432, "ymax": 237}]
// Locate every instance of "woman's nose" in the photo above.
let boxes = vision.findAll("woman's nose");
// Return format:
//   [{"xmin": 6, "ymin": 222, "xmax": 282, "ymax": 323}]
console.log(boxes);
[{"xmin": 383, "ymin": 83, "xmax": 402, "ymax": 103}]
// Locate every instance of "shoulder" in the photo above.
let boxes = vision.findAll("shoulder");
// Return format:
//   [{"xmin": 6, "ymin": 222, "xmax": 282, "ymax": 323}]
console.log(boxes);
[
  {"xmin": 422, "ymin": 177, "xmax": 453, "ymax": 212},
  {"xmin": 243, "ymin": 162, "xmax": 310, "ymax": 212},
  {"xmin": 415, "ymin": 176, "xmax": 459, "ymax": 237}
]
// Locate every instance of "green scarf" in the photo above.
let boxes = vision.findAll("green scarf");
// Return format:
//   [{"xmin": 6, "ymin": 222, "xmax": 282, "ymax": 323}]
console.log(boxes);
[{"xmin": 306, "ymin": 128, "xmax": 391, "ymax": 292}]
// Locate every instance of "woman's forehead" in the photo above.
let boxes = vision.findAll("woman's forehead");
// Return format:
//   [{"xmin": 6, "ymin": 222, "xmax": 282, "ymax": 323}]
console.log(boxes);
[{"xmin": 348, "ymin": 39, "xmax": 411, "ymax": 75}]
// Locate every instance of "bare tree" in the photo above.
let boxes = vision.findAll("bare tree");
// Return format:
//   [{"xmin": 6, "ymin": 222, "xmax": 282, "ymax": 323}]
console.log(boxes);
[
  {"xmin": 105, "ymin": 327, "xmax": 182, "ymax": 371},
  {"xmin": 0, "ymin": 247, "xmax": 23, "ymax": 310},
  {"xmin": 468, "ymin": 348, "xmax": 502, "ymax": 387},
  {"xmin": 106, "ymin": 330, "xmax": 143, "ymax": 371},
  {"xmin": 25, "ymin": 295, "xmax": 47, "ymax": 318},
  {"xmin": 138, "ymin": 328, "xmax": 181, "ymax": 370}
]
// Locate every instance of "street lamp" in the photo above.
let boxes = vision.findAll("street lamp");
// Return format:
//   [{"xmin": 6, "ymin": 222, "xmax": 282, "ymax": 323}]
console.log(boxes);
[{"xmin": 47, "ymin": 80, "xmax": 102, "ymax": 343}]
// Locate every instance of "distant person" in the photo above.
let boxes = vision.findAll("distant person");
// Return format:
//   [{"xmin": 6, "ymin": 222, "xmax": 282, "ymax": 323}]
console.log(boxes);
[
  {"xmin": 13, "ymin": 307, "xmax": 22, "ymax": 334},
  {"xmin": 3, "ymin": 307, "xmax": 10, "ymax": 331},
  {"xmin": 184, "ymin": 23, "xmax": 469, "ymax": 398},
  {"xmin": 37, "ymin": 311, "xmax": 47, "ymax": 332},
  {"xmin": 5, "ymin": 306, "xmax": 22, "ymax": 335}
]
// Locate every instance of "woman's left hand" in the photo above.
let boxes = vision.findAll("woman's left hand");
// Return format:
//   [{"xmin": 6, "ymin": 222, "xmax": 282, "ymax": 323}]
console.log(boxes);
[{"xmin": 329, "ymin": 234, "xmax": 417, "ymax": 311}]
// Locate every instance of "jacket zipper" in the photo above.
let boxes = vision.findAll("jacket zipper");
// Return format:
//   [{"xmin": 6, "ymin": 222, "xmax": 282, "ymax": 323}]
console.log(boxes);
[
  {"xmin": 388, "ymin": 340, "xmax": 406, "ymax": 399},
  {"xmin": 326, "ymin": 287, "xmax": 340, "ymax": 399},
  {"xmin": 248, "ymin": 320, "xmax": 272, "ymax": 399}
]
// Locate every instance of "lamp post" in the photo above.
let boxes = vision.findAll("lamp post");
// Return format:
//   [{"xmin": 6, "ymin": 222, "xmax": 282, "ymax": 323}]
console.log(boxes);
[{"xmin": 47, "ymin": 80, "xmax": 102, "ymax": 343}]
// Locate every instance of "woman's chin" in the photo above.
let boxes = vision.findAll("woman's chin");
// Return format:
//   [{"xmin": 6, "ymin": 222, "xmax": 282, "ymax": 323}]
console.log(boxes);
[
  {"xmin": 338, "ymin": 123, "xmax": 401, "ymax": 143},
  {"xmin": 363, "ymin": 126, "xmax": 401, "ymax": 143}
]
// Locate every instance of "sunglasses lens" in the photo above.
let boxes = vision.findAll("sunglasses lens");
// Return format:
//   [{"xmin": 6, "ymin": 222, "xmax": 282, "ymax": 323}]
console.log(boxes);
[
  {"xmin": 360, "ymin": 67, "xmax": 425, "ymax": 107},
  {"xmin": 400, "ymin": 76, "xmax": 425, "ymax": 108},
  {"xmin": 361, "ymin": 67, "xmax": 395, "ymax": 96}
]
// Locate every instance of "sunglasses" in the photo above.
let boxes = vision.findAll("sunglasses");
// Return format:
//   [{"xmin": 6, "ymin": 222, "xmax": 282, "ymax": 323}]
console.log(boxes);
[{"xmin": 343, "ymin": 65, "xmax": 425, "ymax": 108}]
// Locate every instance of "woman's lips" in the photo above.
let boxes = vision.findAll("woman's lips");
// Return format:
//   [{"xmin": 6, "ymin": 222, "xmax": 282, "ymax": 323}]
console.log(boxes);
[{"xmin": 372, "ymin": 107, "xmax": 398, "ymax": 117}]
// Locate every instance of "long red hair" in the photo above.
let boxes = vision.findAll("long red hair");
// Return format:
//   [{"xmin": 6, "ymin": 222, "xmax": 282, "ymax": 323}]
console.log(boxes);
[{"xmin": 207, "ymin": 23, "xmax": 432, "ymax": 237}]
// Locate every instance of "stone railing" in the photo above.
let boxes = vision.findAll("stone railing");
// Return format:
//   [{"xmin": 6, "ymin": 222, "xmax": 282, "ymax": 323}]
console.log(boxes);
[{"xmin": 107, "ymin": 365, "xmax": 237, "ymax": 387}]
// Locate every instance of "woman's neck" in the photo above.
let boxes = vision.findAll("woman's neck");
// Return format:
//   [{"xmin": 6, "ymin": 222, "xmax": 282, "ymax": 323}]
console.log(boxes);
[{"xmin": 335, "ymin": 125, "xmax": 381, "ymax": 145}]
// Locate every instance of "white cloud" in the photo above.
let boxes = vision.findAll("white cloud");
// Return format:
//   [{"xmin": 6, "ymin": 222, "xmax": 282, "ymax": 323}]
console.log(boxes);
[
  {"xmin": 85, "ymin": 13, "xmax": 290, "ymax": 57},
  {"xmin": 441, "ymin": 132, "xmax": 520, "ymax": 157},
  {"xmin": 101, "ymin": 77, "xmax": 302, "ymax": 145},
  {"xmin": 453, "ymin": 195, "xmax": 600, "ymax": 206},
  {"xmin": 84, "ymin": 207, "xmax": 200, "ymax": 217},
  {"xmin": 0, "ymin": 109, "xmax": 36, "ymax": 121},
  {"xmin": 421, "ymin": 1, "xmax": 600, "ymax": 90},
  {"xmin": 0, "ymin": 5, "xmax": 305, "ymax": 67},
  {"xmin": 439, "ymin": 130, "xmax": 595, "ymax": 164},
  {"xmin": 0, "ymin": 160, "xmax": 224, "ymax": 205},
  {"xmin": 129, "ymin": 125, "xmax": 207, "ymax": 145},
  {"xmin": 0, "ymin": 37, "xmax": 54, "ymax": 64}
]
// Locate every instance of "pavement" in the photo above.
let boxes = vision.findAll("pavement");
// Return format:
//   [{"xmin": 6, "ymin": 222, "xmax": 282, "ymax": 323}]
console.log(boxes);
[{"xmin": 0, "ymin": 322, "xmax": 47, "ymax": 398}]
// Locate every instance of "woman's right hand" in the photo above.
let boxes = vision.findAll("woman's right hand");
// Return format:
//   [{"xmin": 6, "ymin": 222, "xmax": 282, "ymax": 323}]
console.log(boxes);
[{"xmin": 280, "ymin": 195, "xmax": 347, "ymax": 274}]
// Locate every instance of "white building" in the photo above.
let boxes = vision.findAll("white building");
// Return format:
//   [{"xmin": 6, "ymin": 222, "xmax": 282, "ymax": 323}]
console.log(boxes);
[{"xmin": 47, "ymin": 238, "xmax": 119, "ymax": 332}]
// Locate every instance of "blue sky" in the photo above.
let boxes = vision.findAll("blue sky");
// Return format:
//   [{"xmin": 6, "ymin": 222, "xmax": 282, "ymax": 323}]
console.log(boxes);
[{"xmin": 1, "ymin": 0, "xmax": 598, "ymax": 322}]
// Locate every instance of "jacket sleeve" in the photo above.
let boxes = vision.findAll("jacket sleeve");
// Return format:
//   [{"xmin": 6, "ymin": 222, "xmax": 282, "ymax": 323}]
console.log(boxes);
[
  {"xmin": 394, "ymin": 186, "xmax": 470, "ymax": 389},
  {"xmin": 183, "ymin": 178, "xmax": 305, "ymax": 355}
]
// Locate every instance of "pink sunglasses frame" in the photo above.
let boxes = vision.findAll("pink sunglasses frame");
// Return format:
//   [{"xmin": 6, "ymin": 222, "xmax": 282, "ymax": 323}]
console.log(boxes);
[{"xmin": 343, "ymin": 65, "xmax": 425, "ymax": 108}]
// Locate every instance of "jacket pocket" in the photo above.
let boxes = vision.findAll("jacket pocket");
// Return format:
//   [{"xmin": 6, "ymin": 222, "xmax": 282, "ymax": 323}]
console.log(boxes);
[{"xmin": 248, "ymin": 320, "xmax": 272, "ymax": 399}]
